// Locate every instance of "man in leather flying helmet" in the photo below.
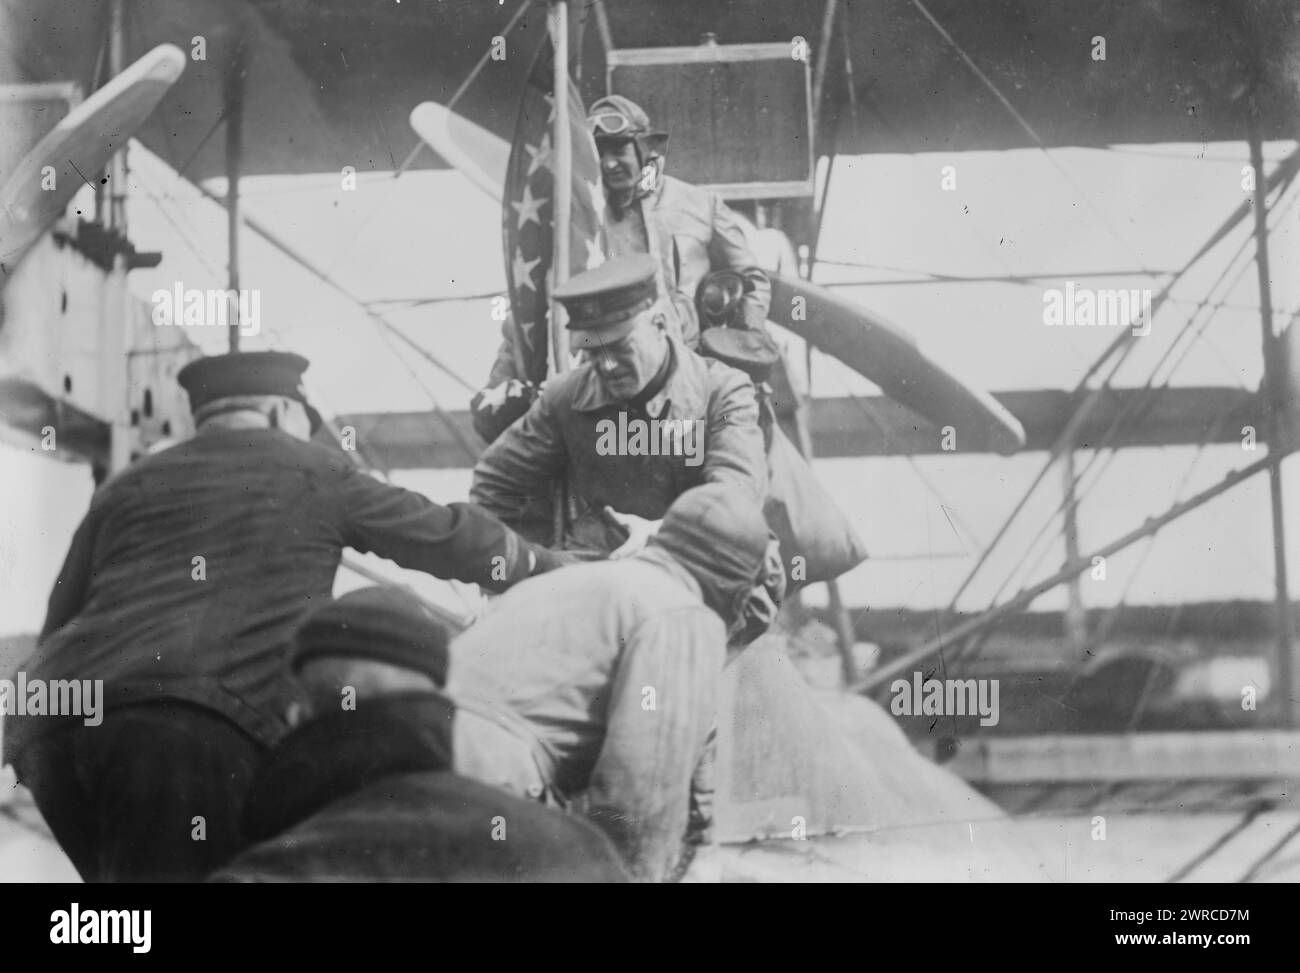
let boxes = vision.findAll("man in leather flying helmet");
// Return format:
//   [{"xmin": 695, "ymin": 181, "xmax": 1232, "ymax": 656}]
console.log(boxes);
[{"xmin": 471, "ymin": 94, "xmax": 771, "ymax": 444}]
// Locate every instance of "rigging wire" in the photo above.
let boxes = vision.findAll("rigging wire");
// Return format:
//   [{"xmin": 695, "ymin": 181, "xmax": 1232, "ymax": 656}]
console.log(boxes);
[
  {"xmin": 139, "ymin": 163, "xmax": 485, "ymax": 617},
  {"xmin": 950, "ymin": 184, "xmax": 1300, "ymax": 668},
  {"xmin": 139, "ymin": 168, "xmax": 409, "ymax": 480},
  {"xmin": 322, "ymin": 0, "xmax": 536, "ymax": 280},
  {"xmin": 915, "ymin": 197, "xmax": 1300, "ymax": 697},
  {"xmin": 182, "ymin": 175, "xmax": 480, "ymax": 396},
  {"xmin": 858, "ymin": 449, "xmax": 1278, "ymax": 693},
  {"xmin": 978, "ymin": 231, "xmax": 1263, "ymax": 608},
  {"xmin": 821, "ymin": 75, "xmax": 1170, "ymax": 572},
  {"xmin": 814, "ymin": 259, "xmax": 1177, "ymax": 286},
  {"xmin": 784, "ymin": 7, "xmax": 991, "ymax": 577},
  {"xmin": 851, "ymin": 89, "xmax": 1051, "ymax": 300},
  {"xmin": 907, "ymin": 0, "xmax": 1161, "ymax": 280},
  {"xmin": 814, "ymin": 51, "xmax": 1081, "ymax": 551},
  {"xmin": 891, "ymin": 3, "xmax": 1211, "ymax": 620},
  {"xmin": 878, "ymin": 0, "xmax": 1269, "ymax": 634},
  {"xmin": 369, "ymin": 318, "xmax": 482, "ymax": 461},
  {"xmin": 1110, "ymin": 144, "xmax": 1297, "ymax": 163},
  {"xmin": 138, "ymin": 185, "xmax": 223, "ymax": 280},
  {"xmin": 1237, "ymin": 817, "xmax": 1300, "ymax": 883},
  {"xmin": 362, "ymin": 292, "xmax": 505, "ymax": 309},
  {"xmin": 835, "ymin": 390, "xmax": 987, "ymax": 550},
  {"xmin": 933, "ymin": 147, "xmax": 1300, "ymax": 627},
  {"xmin": 963, "ymin": 215, "xmax": 1289, "ymax": 652},
  {"xmin": 1090, "ymin": 412, "xmax": 1233, "ymax": 651},
  {"xmin": 982, "ymin": 177, "xmax": 1299, "ymax": 608},
  {"xmin": 1165, "ymin": 807, "xmax": 1268, "ymax": 883}
]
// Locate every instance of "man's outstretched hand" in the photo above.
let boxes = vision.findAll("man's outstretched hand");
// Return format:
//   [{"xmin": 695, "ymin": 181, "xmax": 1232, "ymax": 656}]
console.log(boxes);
[{"xmin": 603, "ymin": 506, "xmax": 663, "ymax": 560}]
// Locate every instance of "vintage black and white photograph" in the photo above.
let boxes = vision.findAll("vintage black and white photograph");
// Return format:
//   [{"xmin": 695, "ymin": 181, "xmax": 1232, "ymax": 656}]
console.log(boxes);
[{"xmin": 0, "ymin": 0, "xmax": 1297, "ymax": 906}]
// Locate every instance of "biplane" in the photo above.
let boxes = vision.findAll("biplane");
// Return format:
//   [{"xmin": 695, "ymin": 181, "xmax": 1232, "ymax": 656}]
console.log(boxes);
[{"xmin": 2, "ymin": 0, "xmax": 1299, "ymax": 882}]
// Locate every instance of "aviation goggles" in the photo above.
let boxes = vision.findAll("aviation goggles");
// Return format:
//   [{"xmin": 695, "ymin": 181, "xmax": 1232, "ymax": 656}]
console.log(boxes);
[{"xmin": 588, "ymin": 111, "xmax": 642, "ymax": 138}]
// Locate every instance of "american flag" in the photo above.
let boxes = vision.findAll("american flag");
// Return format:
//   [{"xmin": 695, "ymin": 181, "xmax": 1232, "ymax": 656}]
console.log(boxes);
[{"xmin": 502, "ymin": 34, "xmax": 605, "ymax": 385}]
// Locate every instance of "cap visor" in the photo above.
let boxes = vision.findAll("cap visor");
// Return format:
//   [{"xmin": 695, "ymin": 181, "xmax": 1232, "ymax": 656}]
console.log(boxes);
[{"xmin": 568, "ymin": 316, "xmax": 638, "ymax": 354}]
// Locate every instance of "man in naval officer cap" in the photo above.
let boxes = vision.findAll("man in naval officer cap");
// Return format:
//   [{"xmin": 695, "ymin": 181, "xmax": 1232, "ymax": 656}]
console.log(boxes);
[
  {"xmin": 5, "ymin": 349, "xmax": 569, "ymax": 883},
  {"xmin": 470, "ymin": 253, "xmax": 769, "ymax": 559},
  {"xmin": 470, "ymin": 94, "xmax": 771, "ymax": 444}
]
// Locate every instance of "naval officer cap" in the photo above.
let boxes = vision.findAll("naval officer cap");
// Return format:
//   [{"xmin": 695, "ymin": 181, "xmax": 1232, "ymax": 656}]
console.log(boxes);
[
  {"xmin": 177, "ymin": 350, "xmax": 323, "ymax": 434},
  {"xmin": 555, "ymin": 253, "xmax": 659, "ymax": 350}
]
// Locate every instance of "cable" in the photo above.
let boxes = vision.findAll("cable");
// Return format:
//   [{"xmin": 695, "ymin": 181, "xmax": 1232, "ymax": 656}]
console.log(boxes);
[
  {"xmin": 899, "ymin": 173, "xmax": 1294, "ymax": 681},
  {"xmin": 951, "ymin": 183, "xmax": 1299, "ymax": 667},
  {"xmin": 139, "ymin": 187, "xmax": 223, "ymax": 279},
  {"xmin": 1238, "ymin": 818, "xmax": 1300, "ymax": 883},
  {"xmin": 964, "ymin": 224, "xmax": 1266, "ymax": 646},
  {"xmin": 1109, "ymin": 144, "xmax": 1294, "ymax": 163},
  {"xmin": 322, "ymin": 0, "xmax": 536, "ymax": 279},
  {"xmin": 1005, "ymin": 178, "xmax": 1297, "ymax": 596},
  {"xmin": 1166, "ymin": 807, "xmax": 1267, "ymax": 883},
  {"xmin": 370, "ymin": 316, "xmax": 481, "ymax": 460},
  {"xmin": 837, "ymin": 390, "xmax": 987, "ymax": 550},
  {"xmin": 988, "ymin": 234, "xmax": 1259, "ymax": 605},
  {"xmin": 814, "ymin": 259, "xmax": 1175, "ymax": 286},
  {"xmin": 362, "ymin": 292, "xmax": 504, "ymax": 309},
  {"xmin": 140, "ymin": 169, "xmax": 425, "ymax": 483},
  {"xmin": 908, "ymin": 0, "xmax": 1161, "ymax": 280},
  {"xmin": 145, "ymin": 183, "xmax": 490, "ymax": 613},
  {"xmin": 937, "ymin": 148, "xmax": 1300, "ymax": 624},
  {"xmin": 852, "ymin": 88, "xmax": 1040, "ymax": 299}
]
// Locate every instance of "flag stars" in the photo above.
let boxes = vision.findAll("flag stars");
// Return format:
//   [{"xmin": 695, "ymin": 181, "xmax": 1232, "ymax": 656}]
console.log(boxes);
[
  {"xmin": 524, "ymin": 135, "xmax": 553, "ymax": 177},
  {"xmin": 513, "ymin": 251, "xmax": 541, "ymax": 291},
  {"xmin": 585, "ymin": 179, "xmax": 605, "ymax": 217},
  {"xmin": 478, "ymin": 381, "xmax": 510, "ymax": 413},
  {"xmin": 512, "ymin": 183, "xmax": 548, "ymax": 228}
]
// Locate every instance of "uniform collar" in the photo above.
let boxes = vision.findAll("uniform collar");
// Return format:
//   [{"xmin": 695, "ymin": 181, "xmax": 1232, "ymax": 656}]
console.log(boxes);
[{"xmin": 569, "ymin": 333, "xmax": 708, "ymax": 418}]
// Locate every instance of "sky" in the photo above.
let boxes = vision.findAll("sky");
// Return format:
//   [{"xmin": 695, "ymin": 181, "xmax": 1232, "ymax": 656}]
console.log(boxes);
[{"xmin": 1, "ymin": 137, "xmax": 1298, "ymax": 635}]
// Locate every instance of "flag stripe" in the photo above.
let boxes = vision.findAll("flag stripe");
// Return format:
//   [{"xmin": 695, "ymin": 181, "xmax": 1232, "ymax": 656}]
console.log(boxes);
[{"xmin": 502, "ymin": 35, "xmax": 604, "ymax": 384}]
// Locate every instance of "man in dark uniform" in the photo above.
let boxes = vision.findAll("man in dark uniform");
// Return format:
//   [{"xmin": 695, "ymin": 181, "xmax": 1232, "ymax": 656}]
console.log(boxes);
[
  {"xmin": 470, "ymin": 254, "xmax": 768, "ymax": 558},
  {"xmin": 471, "ymin": 95, "xmax": 771, "ymax": 443},
  {"xmin": 2, "ymin": 350, "xmax": 566, "ymax": 883},
  {"xmin": 211, "ymin": 587, "xmax": 630, "ymax": 883}
]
